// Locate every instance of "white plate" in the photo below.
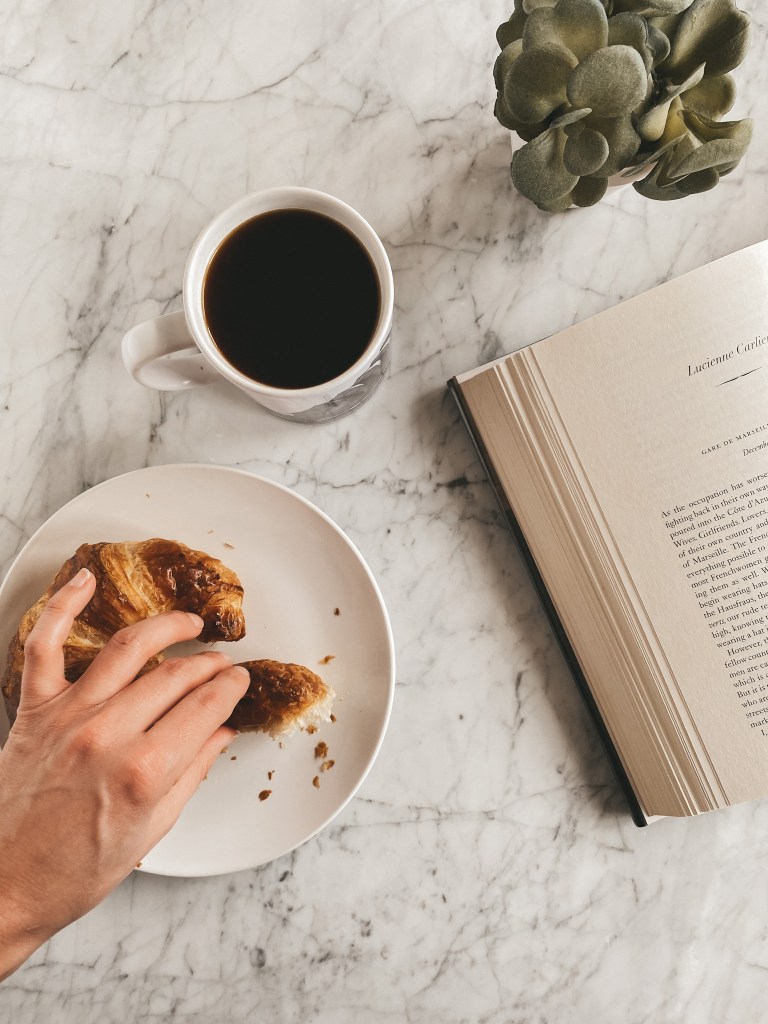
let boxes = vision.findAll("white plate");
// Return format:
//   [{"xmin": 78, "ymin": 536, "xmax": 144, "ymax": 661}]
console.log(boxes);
[{"xmin": 0, "ymin": 465, "xmax": 395, "ymax": 876}]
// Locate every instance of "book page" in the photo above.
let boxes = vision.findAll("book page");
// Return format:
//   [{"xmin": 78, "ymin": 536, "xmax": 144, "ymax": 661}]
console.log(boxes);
[{"xmin": 513, "ymin": 242, "xmax": 768, "ymax": 808}]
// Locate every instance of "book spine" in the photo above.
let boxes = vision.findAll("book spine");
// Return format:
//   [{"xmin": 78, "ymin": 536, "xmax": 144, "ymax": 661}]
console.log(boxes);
[{"xmin": 448, "ymin": 377, "xmax": 648, "ymax": 828}]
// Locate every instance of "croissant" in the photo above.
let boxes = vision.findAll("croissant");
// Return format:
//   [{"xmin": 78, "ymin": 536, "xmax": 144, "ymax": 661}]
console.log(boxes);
[
  {"xmin": 2, "ymin": 541, "xmax": 336, "ymax": 740},
  {"xmin": 227, "ymin": 660, "xmax": 335, "ymax": 737},
  {"xmin": 2, "ymin": 539, "xmax": 246, "ymax": 723}
]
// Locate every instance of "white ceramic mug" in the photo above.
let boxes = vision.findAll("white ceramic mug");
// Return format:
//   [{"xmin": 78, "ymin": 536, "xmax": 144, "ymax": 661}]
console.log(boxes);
[{"xmin": 122, "ymin": 187, "xmax": 394, "ymax": 423}]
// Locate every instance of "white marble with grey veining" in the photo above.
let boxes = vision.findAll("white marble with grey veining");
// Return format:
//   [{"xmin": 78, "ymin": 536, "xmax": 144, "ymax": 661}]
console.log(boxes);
[{"xmin": 1, "ymin": 1, "xmax": 768, "ymax": 1021}]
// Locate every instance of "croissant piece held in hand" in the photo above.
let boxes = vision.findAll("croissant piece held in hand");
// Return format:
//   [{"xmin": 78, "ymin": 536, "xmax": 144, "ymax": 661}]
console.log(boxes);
[
  {"xmin": 227, "ymin": 660, "xmax": 335, "ymax": 737},
  {"xmin": 2, "ymin": 539, "xmax": 246, "ymax": 722},
  {"xmin": 2, "ymin": 540, "xmax": 336, "ymax": 739}
]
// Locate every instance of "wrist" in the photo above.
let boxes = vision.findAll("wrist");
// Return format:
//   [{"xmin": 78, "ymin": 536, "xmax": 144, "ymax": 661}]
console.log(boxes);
[{"xmin": 0, "ymin": 883, "xmax": 52, "ymax": 982}]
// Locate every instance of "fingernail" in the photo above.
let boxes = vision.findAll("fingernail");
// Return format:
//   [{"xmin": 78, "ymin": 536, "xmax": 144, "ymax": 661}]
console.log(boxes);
[
  {"xmin": 70, "ymin": 568, "xmax": 92, "ymax": 588},
  {"xmin": 232, "ymin": 666, "xmax": 250, "ymax": 681},
  {"xmin": 186, "ymin": 613, "xmax": 204, "ymax": 628}
]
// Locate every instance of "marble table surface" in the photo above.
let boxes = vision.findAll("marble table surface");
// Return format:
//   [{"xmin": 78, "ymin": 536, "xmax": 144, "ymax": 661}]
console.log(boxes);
[{"xmin": 2, "ymin": 1, "xmax": 768, "ymax": 1021}]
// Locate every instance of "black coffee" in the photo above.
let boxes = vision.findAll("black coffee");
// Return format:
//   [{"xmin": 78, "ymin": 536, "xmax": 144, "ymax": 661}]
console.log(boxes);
[{"xmin": 203, "ymin": 209, "xmax": 380, "ymax": 389}]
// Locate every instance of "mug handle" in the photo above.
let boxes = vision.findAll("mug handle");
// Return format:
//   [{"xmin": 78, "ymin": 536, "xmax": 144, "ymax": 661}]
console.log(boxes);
[{"xmin": 122, "ymin": 311, "xmax": 219, "ymax": 391}]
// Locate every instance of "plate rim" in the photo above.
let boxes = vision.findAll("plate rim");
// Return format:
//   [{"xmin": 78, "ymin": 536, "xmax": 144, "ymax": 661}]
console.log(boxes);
[{"xmin": 0, "ymin": 463, "xmax": 396, "ymax": 877}]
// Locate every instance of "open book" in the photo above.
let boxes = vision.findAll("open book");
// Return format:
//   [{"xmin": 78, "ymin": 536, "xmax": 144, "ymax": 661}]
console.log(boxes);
[{"xmin": 450, "ymin": 241, "xmax": 768, "ymax": 826}]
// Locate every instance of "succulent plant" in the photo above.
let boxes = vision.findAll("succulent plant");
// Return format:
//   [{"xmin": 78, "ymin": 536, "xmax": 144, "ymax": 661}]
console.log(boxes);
[{"xmin": 494, "ymin": 0, "xmax": 752, "ymax": 210}]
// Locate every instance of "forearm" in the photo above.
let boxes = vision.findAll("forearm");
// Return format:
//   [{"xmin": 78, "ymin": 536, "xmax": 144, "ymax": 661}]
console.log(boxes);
[{"xmin": 0, "ymin": 586, "xmax": 248, "ymax": 984}]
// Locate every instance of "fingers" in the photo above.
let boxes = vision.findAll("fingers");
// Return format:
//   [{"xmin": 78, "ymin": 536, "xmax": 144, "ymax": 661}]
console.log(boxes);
[
  {"xmin": 117, "ymin": 667, "xmax": 246, "ymax": 827},
  {"xmin": 74, "ymin": 611, "xmax": 206, "ymax": 706},
  {"xmin": 146, "ymin": 665, "xmax": 249, "ymax": 785},
  {"xmin": 167, "ymin": 726, "xmax": 236, "ymax": 807},
  {"xmin": 21, "ymin": 568, "xmax": 97, "ymax": 706},
  {"xmin": 143, "ymin": 726, "xmax": 236, "ymax": 851},
  {"xmin": 99, "ymin": 650, "xmax": 235, "ymax": 733}
]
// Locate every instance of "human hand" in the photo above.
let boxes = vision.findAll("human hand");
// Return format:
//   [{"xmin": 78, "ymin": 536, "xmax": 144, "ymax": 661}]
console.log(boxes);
[{"xmin": 0, "ymin": 567, "xmax": 249, "ymax": 981}]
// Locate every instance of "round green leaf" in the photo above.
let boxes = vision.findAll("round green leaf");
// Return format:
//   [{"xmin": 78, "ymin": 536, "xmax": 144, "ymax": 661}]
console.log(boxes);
[
  {"xmin": 636, "ymin": 64, "xmax": 704, "ymax": 141},
  {"xmin": 681, "ymin": 108, "xmax": 753, "ymax": 146},
  {"xmin": 571, "ymin": 176, "xmax": 609, "ymax": 206},
  {"xmin": 664, "ymin": 0, "xmax": 751, "ymax": 80},
  {"xmin": 497, "ymin": 1, "xmax": 527, "ymax": 48},
  {"xmin": 673, "ymin": 140, "xmax": 741, "ymax": 176},
  {"xmin": 613, "ymin": 0, "xmax": 695, "ymax": 12},
  {"xmin": 622, "ymin": 98, "xmax": 687, "ymax": 173},
  {"xmin": 633, "ymin": 151, "xmax": 689, "ymax": 200},
  {"xmin": 660, "ymin": 131, "xmax": 697, "ymax": 176},
  {"xmin": 637, "ymin": 100, "xmax": 674, "ymax": 142},
  {"xmin": 649, "ymin": 0, "xmax": 695, "ymax": 9},
  {"xmin": 646, "ymin": 22, "xmax": 672, "ymax": 66},
  {"xmin": 504, "ymin": 43, "xmax": 579, "ymax": 124},
  {"xmin": 564, "ymin": 120, "xmax": 586, "ymax": 138},
  {"xmin": 523, "ymin": 0, "xmax": 608, "ymax": 61},
  {"xmin": 511, "ymin": 129, "xmax": 579, "ymax": 210},
  {"xmin": 544, "ymin": 193, "xmax": 580, "ymax": 213},
  {"xmin": 494, "ymin": 94, "xmax": 550, "ymax": 139},
  {"xmin": 682, "ymin": 74, "xmax": 736, "ymax": 119},
  {"xmin": 677, "ymin": 167, "xmax": 720, "ymax": 194},
  {"xmin": 494, "ymin": 40, "xmax": 524, "ymax": 91},
  {"xmin": 584, "ymin": 113, "xmax": 641, "ymax": 175},
  {"xmin": 567, "ymin": 45, "xmax": 649, "ymax": 116},
  {"xmin": 550, "ymin": 107, "xmax": 592, "ymax": 130},
  {"xmin": 636, "ymin": 126, "xmax": 738, "ymax": 199},
  {"xmin": 564, "ymin": 128, "xmax": 610, "ymax": 174},
  {"xmin": 607, "ymin": 13, "xmax": 653, "ymax": 71},
  {"xmin": 648, "ymin": 14, "xmax": 683, "ymax": 39}
]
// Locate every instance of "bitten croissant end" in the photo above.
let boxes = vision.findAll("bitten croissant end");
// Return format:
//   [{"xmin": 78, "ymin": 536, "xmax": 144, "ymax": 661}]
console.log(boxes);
[{"xmin": 226, "ymin": 660, "xmax": 336, "ymax": 737}]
